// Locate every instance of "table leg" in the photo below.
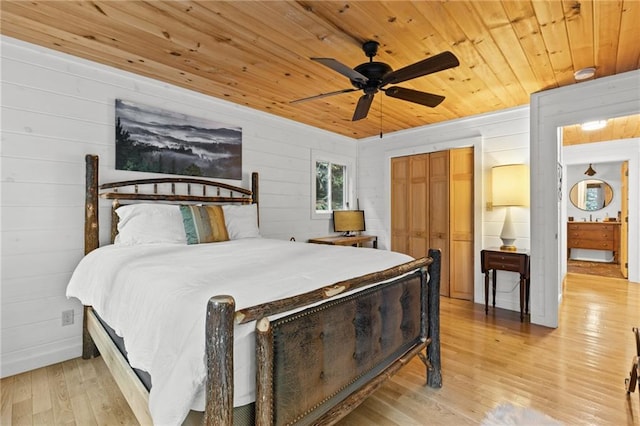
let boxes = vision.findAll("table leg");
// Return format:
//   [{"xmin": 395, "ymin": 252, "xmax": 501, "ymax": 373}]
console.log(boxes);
[
  {"xmin": 519, "ymin": 275, "xmax": 525, "ymax": 322},
  {"xmin": 525, "ymin": 278, "xmax": 530, "ymax": 315},
  {"xmin": 484, "ymin": 271, "xmax": 489, "ymax": 315},
  {"xmin": 492, "ymin": 270, "xmax": 497, "ymax": 308}
]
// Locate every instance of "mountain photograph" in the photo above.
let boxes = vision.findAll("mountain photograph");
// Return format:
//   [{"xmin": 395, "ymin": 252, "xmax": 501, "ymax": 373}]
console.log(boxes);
[{"xmin": 115, "ymin": 99, "xmax": 242, "ymax": 179}]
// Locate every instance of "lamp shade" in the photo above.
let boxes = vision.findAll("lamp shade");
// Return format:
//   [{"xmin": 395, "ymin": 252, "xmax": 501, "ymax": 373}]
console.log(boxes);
[{"xmin": 492, "ymin": 164, "xmax": 529, "ymax": 207}]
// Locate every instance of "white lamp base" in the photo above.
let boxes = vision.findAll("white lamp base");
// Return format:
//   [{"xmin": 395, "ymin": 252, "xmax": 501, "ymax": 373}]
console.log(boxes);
[{"xmin": 500, "ymin": 207, "xmax": 517, "ymax": 251}]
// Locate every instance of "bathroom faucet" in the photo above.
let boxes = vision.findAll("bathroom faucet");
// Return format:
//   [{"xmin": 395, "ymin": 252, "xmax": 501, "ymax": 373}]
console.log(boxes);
[{"xmin": 590, "ymin": 214, "xmax": 592, "ymax": 221}]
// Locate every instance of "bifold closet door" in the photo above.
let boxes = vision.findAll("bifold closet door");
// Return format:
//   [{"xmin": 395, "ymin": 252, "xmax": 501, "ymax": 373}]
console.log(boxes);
[
  {"xmin": 449, "ymin": 148, "xmax": 474, "ymax": 300},
  {"xmin": 390, "ymin": 149, "xmax": 473, "ymax": 300},
  {"xmin": 390, "ymin": 154, "xmax": 430, "ymax": 260},
  {"xmin": 408, "ymin": 154, "xmax": 430, "ymax": 259},
  {"xmin": 429, "ymin": 151, "xmax": 450, "ymax": 297},
  {"xmin": 391, "ymin": 157, "xmax": 409, "ymax": 254}
]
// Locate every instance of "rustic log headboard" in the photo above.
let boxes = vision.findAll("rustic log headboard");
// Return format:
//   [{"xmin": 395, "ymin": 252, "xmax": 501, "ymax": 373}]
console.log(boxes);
[{"xmin": 84, "ymin": 154, "xmax": 258, "ymax": 254}]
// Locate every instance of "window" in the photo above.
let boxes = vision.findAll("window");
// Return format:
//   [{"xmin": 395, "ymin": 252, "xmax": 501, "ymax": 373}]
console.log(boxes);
[
  {"xmin": 311, "ymin": 151, "xmax": 354, "ymax": 218},
  {"xmin": 315, "ymin": 161, "xmax": 347, "ymax": 211}
]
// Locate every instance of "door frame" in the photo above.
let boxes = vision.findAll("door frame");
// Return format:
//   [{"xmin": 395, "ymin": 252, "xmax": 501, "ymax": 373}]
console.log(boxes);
[
  {"xmin": 530, "ymin": 70, "xmax": 640, "ymax": 328},
  {"xmin": 384, "ymin": 136, "xmax": 484, "ymax": 303},
  {"xmin": 561, "ymin": 139, "xmax": 638, "ymax": 280}
]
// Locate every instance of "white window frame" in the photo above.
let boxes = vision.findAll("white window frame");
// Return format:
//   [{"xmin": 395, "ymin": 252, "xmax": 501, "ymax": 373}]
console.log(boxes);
[{"xmin": 311, "ymin": 150, "xmax": 355, "ymax": 219}]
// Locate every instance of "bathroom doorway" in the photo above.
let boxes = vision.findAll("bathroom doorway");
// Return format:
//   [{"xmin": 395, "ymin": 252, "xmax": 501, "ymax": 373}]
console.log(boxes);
[{"xmin": 560, "ymin": 114, "xmax": 639, "ymax": 281}]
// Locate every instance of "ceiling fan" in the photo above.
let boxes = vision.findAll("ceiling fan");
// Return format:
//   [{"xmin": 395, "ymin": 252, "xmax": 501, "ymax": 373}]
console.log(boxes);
[{"xmin": 291, "ymin": 41, "xmax": 460, "ymax": 121}]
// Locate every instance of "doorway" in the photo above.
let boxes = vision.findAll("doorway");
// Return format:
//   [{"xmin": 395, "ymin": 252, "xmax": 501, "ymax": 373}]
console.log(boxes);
[
  {"xmin": 525, "ymin": 70, "xmax": 639, "ymax": 328},
  {"xmin": 560, "ymin": 116, "xmax": 638, "ymax": 282},
  {"xmin": 564, "ymin": 160, "xmax": 627, "ymax": 280}
]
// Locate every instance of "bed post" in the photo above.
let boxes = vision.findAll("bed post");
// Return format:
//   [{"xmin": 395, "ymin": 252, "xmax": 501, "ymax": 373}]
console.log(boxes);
[
  {"xmin": 85, "ymin": 154, "xmax": 99, "ymax": 255},
  {"xmin": 426, "ymin": 248, "xmax": 442, "ymax": 388},
  {"xmin": 205, "ymin": 295, "xmax": 236, "ymax": 426},
  {"xmin": 83, "ymin": 154, "xmax": 100, "ymax": 359},
  {"xmin": 255, "ymin": 317, "xmax": 274, "ymax": 425},
  {"xmin": 251, "ymin": 172, "xmax": 259, "ymax": 205},
  {"xmin": 251, "ymin": 172, "xmax": 259, "ymax": 226}
]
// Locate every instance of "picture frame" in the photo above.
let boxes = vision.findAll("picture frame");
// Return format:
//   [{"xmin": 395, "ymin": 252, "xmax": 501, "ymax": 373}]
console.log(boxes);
[{"xmin": 115, "ymin": 99, "xmax": 242, "ymax": 179}]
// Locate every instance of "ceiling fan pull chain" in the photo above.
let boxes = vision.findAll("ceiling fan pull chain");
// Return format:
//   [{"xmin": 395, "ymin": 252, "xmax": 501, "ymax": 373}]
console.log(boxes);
[{"xmin": 380, "ymin": 95, "xmax": 383, "ymax": 139}]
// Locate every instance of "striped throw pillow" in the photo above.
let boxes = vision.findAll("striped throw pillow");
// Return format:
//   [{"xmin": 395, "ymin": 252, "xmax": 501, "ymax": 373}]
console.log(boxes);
[{"xmin": 179, "ymin": 205, "xmax": 229, "ymax": 244}]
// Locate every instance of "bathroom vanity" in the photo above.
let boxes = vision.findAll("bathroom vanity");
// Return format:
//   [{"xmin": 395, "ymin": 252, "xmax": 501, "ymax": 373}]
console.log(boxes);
[{"xmin": 567, "ymin": 221, "xmax": 621, "ymax": 263}]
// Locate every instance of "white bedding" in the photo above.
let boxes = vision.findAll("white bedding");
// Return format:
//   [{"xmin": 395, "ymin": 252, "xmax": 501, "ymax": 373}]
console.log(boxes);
[{"xmin": 66, "ymin": 238, "xmax": 413, "ymax": 425}]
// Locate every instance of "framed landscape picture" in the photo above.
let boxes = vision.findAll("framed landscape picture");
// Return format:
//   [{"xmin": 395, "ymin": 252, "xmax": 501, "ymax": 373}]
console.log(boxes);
[{"xmin": 115, "ymin": 99, "xmax": 242, "ymax": 179}]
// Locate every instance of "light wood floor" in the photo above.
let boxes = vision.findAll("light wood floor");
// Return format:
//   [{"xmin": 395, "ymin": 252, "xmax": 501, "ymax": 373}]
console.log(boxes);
[{"xmin": 2, "ymin": 273, "xmax": 639, "ymax": 425}]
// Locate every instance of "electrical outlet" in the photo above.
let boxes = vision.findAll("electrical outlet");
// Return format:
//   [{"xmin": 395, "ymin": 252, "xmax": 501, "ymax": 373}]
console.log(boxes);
[{"xmin": 62, "ymin": 310, "xmax": 74, "ymax": 326}]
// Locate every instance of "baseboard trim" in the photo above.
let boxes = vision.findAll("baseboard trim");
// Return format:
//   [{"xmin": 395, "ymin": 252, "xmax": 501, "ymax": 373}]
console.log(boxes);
[{"xmin": 1, "ymin": 340, "xmax": 82, "ymax": 378}]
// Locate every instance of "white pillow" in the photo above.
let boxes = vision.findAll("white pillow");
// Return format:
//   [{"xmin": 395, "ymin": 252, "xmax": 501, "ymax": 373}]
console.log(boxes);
[
  {"xmin": 115, "ymin": 203, "xmax": 187, "ymax": 245},
  {"xmin": 222, "ymin": 204, "xmax": 260, "ymax": 240}
]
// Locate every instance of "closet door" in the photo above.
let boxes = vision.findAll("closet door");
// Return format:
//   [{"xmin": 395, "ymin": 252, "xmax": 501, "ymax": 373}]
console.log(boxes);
[
  {"xmin": 390, "ymin": 149, "xmax": 474, "ymax": 301},
  {"xmin": 390, "ymin": 155, "xmax": 430, "ymax": 259},
  {"xmin": 391, "ymin": 157, "xmax": 409, "ymax": 254},
  {"xmin": 429, "ymin": 151, "xmax": 450, "ymax": 297},
  {"xmin": 449, "ymin": 147, "xmax": 474, "ymax": 300},
  {"xmin": 408, "ymin": 154, "xmax": 430, "ymax": 259}
]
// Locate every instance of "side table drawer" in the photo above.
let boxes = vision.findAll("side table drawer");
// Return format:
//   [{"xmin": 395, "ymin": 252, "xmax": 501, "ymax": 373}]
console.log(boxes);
[{"xmin": 483, "ymin": 253, "xmax": 524, "ymax": 273}]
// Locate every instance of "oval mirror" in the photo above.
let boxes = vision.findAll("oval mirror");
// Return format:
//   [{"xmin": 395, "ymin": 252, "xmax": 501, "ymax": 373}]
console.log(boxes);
[{"xmin": 569, "ymin": 179, "xmax": 614, "ymax": 211}]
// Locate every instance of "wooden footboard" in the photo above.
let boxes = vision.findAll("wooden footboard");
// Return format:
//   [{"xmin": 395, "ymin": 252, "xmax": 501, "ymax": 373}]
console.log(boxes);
[{"xmin": 205, "ymin": 250, "xmax": 441, "ymax": 426}]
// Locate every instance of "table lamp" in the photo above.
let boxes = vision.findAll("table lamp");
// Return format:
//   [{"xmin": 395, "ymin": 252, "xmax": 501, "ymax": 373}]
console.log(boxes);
[{"xmin": 491, "ymin": 164, "xmax": 529, "ymax": 251}]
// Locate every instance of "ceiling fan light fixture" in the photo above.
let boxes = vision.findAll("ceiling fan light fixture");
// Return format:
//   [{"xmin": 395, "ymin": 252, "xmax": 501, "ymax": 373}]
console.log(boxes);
[
  {"xmin": 294, "ymin": 41, "xmax": 459, "ymax": 121},
  {"xmin": 574, "ymin": 67, "xmax": 596, "ymax": 81},
  {"xmin": 580, "ymin": 120, "xmax": 607, "ymax": 131},
  {"xmin": 584, "ymin": 163, "xmax": 596, "ymax": 176}
]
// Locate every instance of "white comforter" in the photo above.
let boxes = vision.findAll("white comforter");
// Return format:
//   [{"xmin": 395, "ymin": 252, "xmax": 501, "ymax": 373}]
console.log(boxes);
[{"xmin": 66, "ymin": 238, "xmax": 413, "ymax": 425}]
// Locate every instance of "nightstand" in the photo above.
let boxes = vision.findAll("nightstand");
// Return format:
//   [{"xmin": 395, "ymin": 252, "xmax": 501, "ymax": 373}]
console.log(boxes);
[
  {"xmin": 308, "ymin": 235, "xmax": 378, "ymax": 249},
  {"xmin": 480, "ymin": 248, "xmax": 530, "ymax": 322}
]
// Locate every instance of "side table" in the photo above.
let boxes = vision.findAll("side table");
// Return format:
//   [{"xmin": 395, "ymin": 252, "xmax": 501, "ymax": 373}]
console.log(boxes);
[
  {"xmin": 308, "ymin": 235, "xmax": 378, "ymax": 249},
  {"xmin": 480, "ymin": 248, "xmax": 530, "ymax": 322}
]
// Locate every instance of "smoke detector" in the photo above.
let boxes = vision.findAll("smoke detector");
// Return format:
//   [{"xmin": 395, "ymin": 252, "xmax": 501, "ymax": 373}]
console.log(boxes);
[{"xmin": 574, "ymin": 67, "xmax": 596, "ymax": 81}]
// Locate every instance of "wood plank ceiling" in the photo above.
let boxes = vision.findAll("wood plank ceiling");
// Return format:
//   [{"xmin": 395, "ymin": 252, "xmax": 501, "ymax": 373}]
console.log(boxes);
[
  {"xmin": 562, "ymin": 114, "xmax": 640, "ymax": 146},
  {"xmin": 1, "ymin": 1, "xmax": 639, "ymax": 139}
]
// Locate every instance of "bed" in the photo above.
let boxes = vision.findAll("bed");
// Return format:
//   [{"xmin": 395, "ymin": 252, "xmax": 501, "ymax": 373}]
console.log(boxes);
[{"xmin": 69, "ymin": 154, "xmax": 442, "ymax": 425}]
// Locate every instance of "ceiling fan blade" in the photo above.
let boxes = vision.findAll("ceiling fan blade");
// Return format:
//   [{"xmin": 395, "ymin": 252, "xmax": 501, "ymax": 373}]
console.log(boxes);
[
  {"xmin": 381, "ymin": 51, "xmax": 459, "ymax": 85},
  {"xmin": 290, "ymin": 88, "xmax": 357, "ymax": 104},
  {"xmin": 352, "ymin": 93, "xmax": 374, "ymax": 121},
  {"xmin": 384, "ymin": 86, "xmax": 445, "ymax": 107},
  {"xmin": 311, "ymin": 58, "xmax": 368, "ymax": 83}
]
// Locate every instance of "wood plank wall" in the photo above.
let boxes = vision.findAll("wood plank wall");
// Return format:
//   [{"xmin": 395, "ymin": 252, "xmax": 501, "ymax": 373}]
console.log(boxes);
[
  {"xmin": 358, "ymin": 109, "xmax": 530, "ymax": 311},
  {"xmin": 0, "ymin": 36, "xmax": 356, "ymax": 377}
]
